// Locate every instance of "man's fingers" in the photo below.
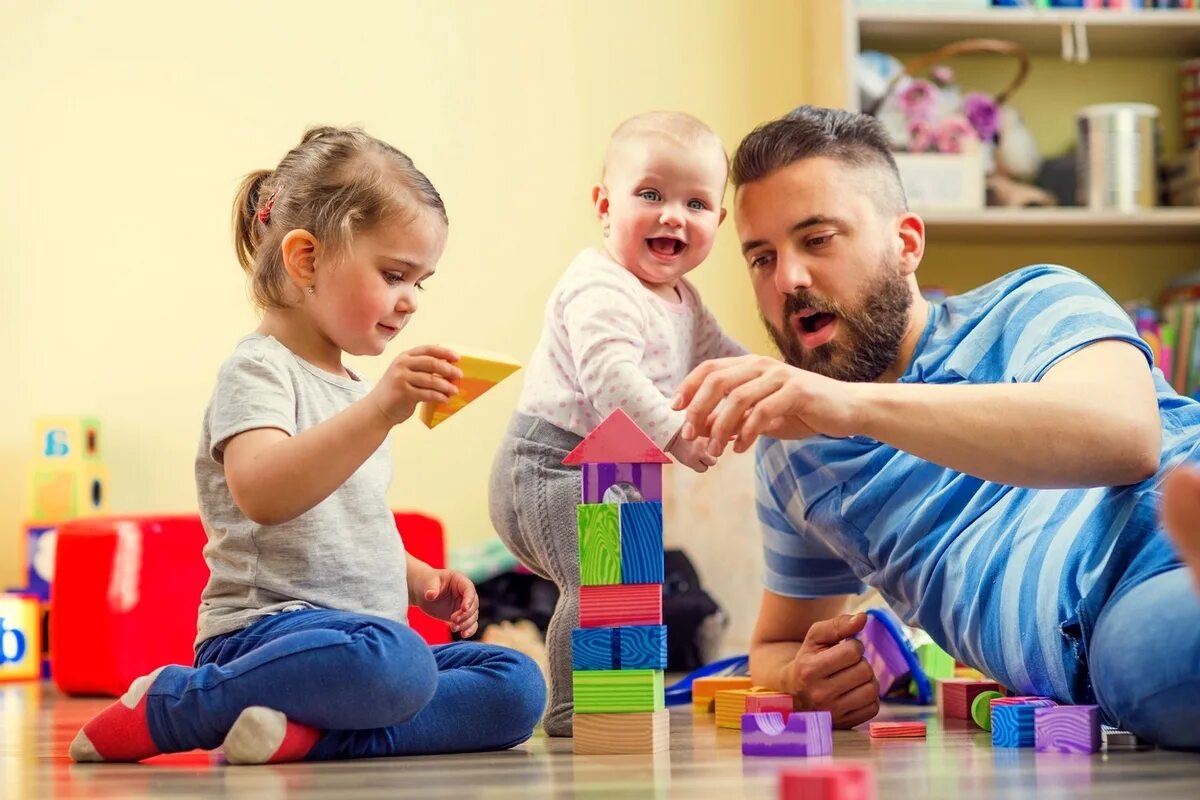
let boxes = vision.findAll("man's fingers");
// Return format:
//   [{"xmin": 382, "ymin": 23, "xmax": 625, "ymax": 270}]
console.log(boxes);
[
  {"xmin": 803, "ymin": 613, "xmax": 866, "ymax": 648},
  {"xmin": 672, "ymin": 359, "xmax": 727, "ymax": 410},
  {"xmin": 797, "ymin": 637, "xmax": 867, "ymax": 687}
]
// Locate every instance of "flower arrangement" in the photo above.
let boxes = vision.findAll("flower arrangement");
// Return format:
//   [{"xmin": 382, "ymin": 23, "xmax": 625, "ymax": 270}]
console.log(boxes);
[{"xmin": 881, "ymin": 66, "xmax": 1000, "ymax": 156}]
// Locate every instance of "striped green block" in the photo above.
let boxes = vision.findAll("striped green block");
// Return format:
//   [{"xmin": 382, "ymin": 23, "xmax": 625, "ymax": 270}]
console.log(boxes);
[
  {"xmin": 918, "ymin": 642, "xmax": 956, "ymax": 681},
  {"xmin": 573, "ymin": 669, "xmax": 664, "ymax": 713},
  {"xmin": 577, "ymin": 503, "xmax": 620, "ymax": 585}
]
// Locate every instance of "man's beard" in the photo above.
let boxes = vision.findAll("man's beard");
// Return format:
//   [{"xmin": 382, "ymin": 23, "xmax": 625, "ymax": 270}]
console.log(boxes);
[{"xmin": 764, "ymin": 263, "xmax": 913, "ymax": 383}]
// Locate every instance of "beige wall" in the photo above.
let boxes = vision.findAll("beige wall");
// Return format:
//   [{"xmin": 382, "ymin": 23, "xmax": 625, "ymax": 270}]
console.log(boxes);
[{"xmin": 0, "ymin": 1, "xmax": 810, "ymax": 589}]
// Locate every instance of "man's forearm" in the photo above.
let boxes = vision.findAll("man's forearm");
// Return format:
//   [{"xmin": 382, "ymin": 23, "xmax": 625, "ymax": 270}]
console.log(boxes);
[
  {"xmin": 856, "ymin": 381, "xmax": 1159, "ymax": 489},
  {"xmin": 749, "ymin": 640, "xmax": 803, "ymax": 696}
]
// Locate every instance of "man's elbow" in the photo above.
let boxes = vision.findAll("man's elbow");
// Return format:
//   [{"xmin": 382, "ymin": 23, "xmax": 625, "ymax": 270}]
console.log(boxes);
[{"xmin": 1120, "ymin": 420, "xmax": 1161, "ymax": 485}]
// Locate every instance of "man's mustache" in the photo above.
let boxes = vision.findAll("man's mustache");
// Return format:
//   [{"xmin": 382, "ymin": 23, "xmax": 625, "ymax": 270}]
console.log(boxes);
[{"xmin": 783, "ymin": 290, "xmax": 841, "ymax": 319}]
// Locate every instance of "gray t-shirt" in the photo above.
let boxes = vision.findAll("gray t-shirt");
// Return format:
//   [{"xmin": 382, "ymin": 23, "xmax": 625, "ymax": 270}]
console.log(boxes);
[{"xmin": 194, "ymin": 334, "xmax": 408, "ymax": 648}]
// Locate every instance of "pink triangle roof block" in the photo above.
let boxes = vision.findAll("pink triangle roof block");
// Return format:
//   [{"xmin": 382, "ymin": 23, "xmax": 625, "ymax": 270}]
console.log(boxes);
[{"xmin": 563, "ymin": 408, "xmax": 670, "ymax": 466}]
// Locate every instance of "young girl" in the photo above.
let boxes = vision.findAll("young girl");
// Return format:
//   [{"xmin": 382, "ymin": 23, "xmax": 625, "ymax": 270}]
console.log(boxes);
[
  {"xmin": 70, "ymin": 126, "xmax": 545, "ymax": 765},
  {"xmin": 489, "ymin": 111, "xmax": 745, "ymax": 737}
]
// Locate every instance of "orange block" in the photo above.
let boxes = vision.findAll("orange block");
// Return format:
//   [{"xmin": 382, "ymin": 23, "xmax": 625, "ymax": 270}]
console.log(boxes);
[{"xmin": 419, "ymin": 351, "xmax": 521, "ymax": 428}]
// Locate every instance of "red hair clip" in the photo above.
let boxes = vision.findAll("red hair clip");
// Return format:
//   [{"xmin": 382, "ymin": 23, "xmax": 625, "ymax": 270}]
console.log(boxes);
[{"xmin": 258, "ymin": 189, "xmax": 279, "ymax": 224}]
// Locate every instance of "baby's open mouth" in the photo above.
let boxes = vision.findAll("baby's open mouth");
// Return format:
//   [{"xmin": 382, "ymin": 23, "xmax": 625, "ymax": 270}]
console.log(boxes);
[{"xmin": 647, "ymin": 237, "xmax": 685, "ymax": 256}]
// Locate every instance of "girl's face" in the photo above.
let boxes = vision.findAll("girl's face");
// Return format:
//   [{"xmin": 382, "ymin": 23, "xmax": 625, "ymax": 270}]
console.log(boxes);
[{"xmin": 310, "ymin": 208, "xmax": 447, "ymax": 358}]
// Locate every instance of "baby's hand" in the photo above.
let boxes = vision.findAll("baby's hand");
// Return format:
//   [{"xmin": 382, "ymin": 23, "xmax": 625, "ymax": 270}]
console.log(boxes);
[
  {"xmin": 668, "ymin": 434, "xmax": 719, "ymax": 473},
  {"xmin": 370, "ymin": 345, "xmax": 462, "ymax": 425},
  {"xmin": 414, "ymin": 568, "xmax": 479, "ymax": 638}
]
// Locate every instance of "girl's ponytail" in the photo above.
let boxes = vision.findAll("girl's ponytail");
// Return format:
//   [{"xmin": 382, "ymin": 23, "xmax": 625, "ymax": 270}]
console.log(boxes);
[{"xmin": 232, "ymin": 169, "xmax": 273, "ymax": 274}]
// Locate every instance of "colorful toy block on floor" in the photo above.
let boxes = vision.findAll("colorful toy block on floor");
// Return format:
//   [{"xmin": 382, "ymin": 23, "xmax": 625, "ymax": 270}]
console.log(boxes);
[
  {"xmin": 571, "ymin": 625, "xmax": 667, "ymax": 671},
  {"xmin": 940, "ymin": 678, "xmax": 1003, "ymax": 719},
  {"xmin": 579, "ymin": 583, "xmax": 662, "ymax": 628},
  {"xmin": 1035, "ymin": 705, "xmax": 1101, "ymax": 754},
  {"xmin": 857, "ymin": 609, "xmax": 916, "ymax": 697},
  {"xmin": 691, "ymin": 675, "xmax": 754, "ymax": 714},
  {"xmin": 573, "ymin": 669, "xmax": 664, "ymax": 713},
  {"xmin": 563, "ymin": 408, "xmax": 672, "ymax": 467},
  {"xmin": 578, "ymin": 503, "xmax": 621, "ymax": 585},
  {"xmin": 970, "ymin": 690, "xmax": 1004, "ymax": 731},
  {"xmin": 1102, "ymin": 726, "xmax": 1144, "ymax": 751},
  {"xmin": 574, "ymin": 709, "xmax": 669, "ymax": 755},
  {"xmin": 418, "ymin": 350, "xmax": 521, "ymax": 428},
  {"xmin": 0, "ymin": 594, "xmax": 42, "ymax": 682},
  {"xmin": 582, "ymin": 462, "xmax": 662, "ymax": 503},
  {"xmin": 868, "ymin": 721, "xmax": 926, "ymax": 739},
  {"xmin": 618, "ymin": 501, "xmax": 663, "ymax": 584},
  {"xmin": 743, "ymin": 710, "xmax": 831, "ymax": 757},
  {"xmin": 780, "ymin": 763, "xmax": 877, "ymax": 800},
  {"xmin": 714, "ymin": 688, "xmax": 793, "ymax": 729},
  {"xmin": 992, "ymin": 702, "xmax": 1044, "ymax": 748}
]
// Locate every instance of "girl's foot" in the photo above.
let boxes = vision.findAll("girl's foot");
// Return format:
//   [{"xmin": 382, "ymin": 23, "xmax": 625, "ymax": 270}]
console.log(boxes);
[
  {"xmin": 69, "ymin": 667, "xmax": 166, "ymax": 762},
  {"xmin": 223, "ymin": 706, "xmax": 321, "ymax": 765},
  {"xmin": 1163, "ymin": 467, "xmax": 1200, "ymax": 587}
]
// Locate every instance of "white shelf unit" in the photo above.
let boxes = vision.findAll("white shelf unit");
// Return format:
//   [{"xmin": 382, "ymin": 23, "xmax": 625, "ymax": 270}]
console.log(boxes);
[{"xmin": 843, "ymin": 1, "xmax": 1200, "ymax": 241}]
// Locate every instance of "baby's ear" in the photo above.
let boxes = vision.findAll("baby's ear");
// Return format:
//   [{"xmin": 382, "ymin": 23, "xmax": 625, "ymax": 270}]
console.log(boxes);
[
  {"xmin": 591, "ymin": 184, "xmax": 609, "ymax": 221},
  {"xmin": 718, "ymin": 207, "xmax": 727, "ymax": 226}
]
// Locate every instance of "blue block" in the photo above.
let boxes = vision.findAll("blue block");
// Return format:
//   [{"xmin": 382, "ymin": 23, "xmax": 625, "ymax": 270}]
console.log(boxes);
[
  {"xmin": 992, "ymin": 704, "xmax": 1037, "ymax": 748},
  {"xmin": 619, "ymin": 625, "xmax": 667, "ymax": 670},
  {"xmin": 572, "ymin": 628, "xmax": 617, "ymax": 670},
  {"xmin": 572, "ymin": 625, "xmax": 667, "ymax": 670},
  {"xmin": 620, "ymin": 501, "xmax": 663, "ymax": 584}
]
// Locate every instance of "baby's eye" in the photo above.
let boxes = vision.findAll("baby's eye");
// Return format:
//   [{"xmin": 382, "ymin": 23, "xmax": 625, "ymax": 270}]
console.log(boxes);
[
  {"xmin": 687, "ymin": 199, "xmax": 707, "ymax": 210},
  {"xmin": 639, "ymin": 189, "xmax": 661, "ymax": 202},
  {"xmin": 415, "ymin": 281, "xmax": 427, "ymax": 292},
  {"xmin": 383, "ymin": 271, "xmax": 404, "ymax": 285}
]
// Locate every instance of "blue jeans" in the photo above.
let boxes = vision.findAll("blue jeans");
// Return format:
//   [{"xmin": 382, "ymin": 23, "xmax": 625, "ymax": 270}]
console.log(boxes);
[
  {"xmin": 143, "ymin": 609, "xmax": 546, "ymax": 760},
  {"xmin": 1088, "ymin": 565, "xmax": 1200, "ymax": 750}
]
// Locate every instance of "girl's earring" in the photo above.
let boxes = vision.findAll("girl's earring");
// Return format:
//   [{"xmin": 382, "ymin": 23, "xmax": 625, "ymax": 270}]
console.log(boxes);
[{"xmin": 602, "ymin": 225, "xmax": 610, "ymax": 238}]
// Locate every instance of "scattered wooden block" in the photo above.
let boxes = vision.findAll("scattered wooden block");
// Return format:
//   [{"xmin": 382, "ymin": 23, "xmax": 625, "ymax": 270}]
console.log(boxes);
[
  {"xmin": 1035, "ymin": 705, "xmax": 1100, "ymax": 754},
  {"xmin": 619, "ymin": 501, "xmax": 663, "ymax": 584},
  {"xmin": 579, "ymin": 584, "xmax": 662, "ymax": 628},
  {"xmin": 715, "ymin": 688, "xmax": 792, "ymax": 729},
  {"xmin": 868, "ymin": 721, "xmax": 926, "ymax": 739},
  {"xmin": 691, "ymin": 675, "xmax": 754, "ymax": 713},
  {"xmin": 573, "ymin": 669, "xmax": 664, "ymax": 713},
  {"xmin": 577, "ymin": 504, "xmax": 620, "ymax": 585},
  {"xmin": 574, "ymin": 709, "xmax": 669, "ymax": 755},
  {"xmin": 563, "ymin": 409, "xmax": 671, "ymax": 466},
  {"xmin": 571, "ymin": 625, "xmax": 667, "ymax": 671},
  {"xmin": 30, "ymin": 464, "xmax": 108, "ymax": 521},
  {"xmin": 35, "ymin": 416, "xmax": 102, "ymax": 462},
  {"xmin": 970, "ymin": 690, "xmax": 1004, "ymax": 731},
  {"xmin": 0, "ymin": 594, "xmax": 42, "ymax": 682},
  {"xmin": 1102, "ymin": 726, "xmax": 1144, "ymax": 751},
  {"xmin": 780, "ymin": 762, "xmax": 877, "ymax": 800},
  {"xmin": 743, "ymin": 710, "xmax": 831, "ymax": 757},
  {"xmin": 418, "ymin": 351, "xmax": 521, "ymax": 428},
  {"xmin": 940, "ymin": 678, "xmax": 1002, "ymax": 720},
  {"xmin": 992, "ymin": 703, "xmax": 1038, "ymax": 748}
]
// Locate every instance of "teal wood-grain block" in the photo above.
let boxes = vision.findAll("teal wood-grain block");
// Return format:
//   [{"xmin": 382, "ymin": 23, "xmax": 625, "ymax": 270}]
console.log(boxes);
[
  {"xmin": 578, "ymin": 503, "xmax": 620, "ymax": 585},
  {"xmin": 572, "ymin": 625, "xmax": 667, "ymax": 671},
  {"xmin": 573, "ymin": 669, "xmax": 664, "ymax": 713},
  {"xmin": 619, "ymin": 501, "xmax": 663, "ymax": 584}
]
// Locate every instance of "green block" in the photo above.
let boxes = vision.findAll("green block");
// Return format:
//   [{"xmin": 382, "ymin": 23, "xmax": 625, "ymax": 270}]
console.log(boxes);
[
  {"xmin": 577, "ymin": 503, "xmax": 620, "ymax": 585},
  {"xmin": 573, "ymin": 669, "xmax": 664, "ymax": 713},
  {"xmin": 918, "ymin": 642, "xmax": 956, "ymax": 681}
]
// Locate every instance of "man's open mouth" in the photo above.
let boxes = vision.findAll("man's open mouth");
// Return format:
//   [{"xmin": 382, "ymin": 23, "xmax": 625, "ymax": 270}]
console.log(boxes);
[{"xmin": 796, "ymin": 310, "xmax": 837, "ymax": 334}]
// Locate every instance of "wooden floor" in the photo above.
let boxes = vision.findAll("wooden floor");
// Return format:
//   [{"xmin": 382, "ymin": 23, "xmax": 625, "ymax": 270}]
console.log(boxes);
[{"xmin": 4, "ymin": 682, "xmax": 1200, "ymax": 799}]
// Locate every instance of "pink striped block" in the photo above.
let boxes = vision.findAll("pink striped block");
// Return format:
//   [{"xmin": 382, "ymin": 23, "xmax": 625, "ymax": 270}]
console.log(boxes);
[
  {"xmin": 1034, "ymin": 705, "xmax": 1101, "ymax": 754},
  {"xmin": 579, "ymin": 584, "xmax": 662, "ymax": 628}
]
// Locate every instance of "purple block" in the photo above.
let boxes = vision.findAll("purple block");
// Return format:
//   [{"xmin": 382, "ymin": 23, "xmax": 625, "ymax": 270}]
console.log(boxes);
[
  {"xmin": 1034, "ymin": 705, "xmax": 1101, "ymax": 754},
  {"xmin": 581, "ymin": 462, "xmax": 662, "ymax": 504},
  {"xmin": 741, "ymin": 710, "xmax": 832, "ymax": 757},
  {"xmin": 858, "ymin": 614, "xmax": 910, "ymax": 695}
]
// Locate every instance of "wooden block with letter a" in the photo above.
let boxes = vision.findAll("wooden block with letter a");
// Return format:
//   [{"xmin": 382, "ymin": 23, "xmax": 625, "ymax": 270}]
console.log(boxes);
[{"xmin": 573, "ymin": 709, "xmax": 669, "ymax": 755}]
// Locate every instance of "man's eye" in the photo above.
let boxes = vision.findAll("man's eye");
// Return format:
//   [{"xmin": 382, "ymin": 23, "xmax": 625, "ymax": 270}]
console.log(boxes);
[
  {"xmin": 639, "ymin": 190, "xmax": 661, "ymax": 202},
  {"xmin": 749, "ymin": 254, "xmax": 774, "ymax": 269},
  {"xmin": 807, "ymin": 235, "xmax": 833, "ymax": 248}
]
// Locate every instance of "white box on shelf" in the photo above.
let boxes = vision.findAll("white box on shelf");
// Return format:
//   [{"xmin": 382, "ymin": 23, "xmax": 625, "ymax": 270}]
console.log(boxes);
[{"xmin": 893, "ymin": 151, "xmax": 985, "ymax": 212}]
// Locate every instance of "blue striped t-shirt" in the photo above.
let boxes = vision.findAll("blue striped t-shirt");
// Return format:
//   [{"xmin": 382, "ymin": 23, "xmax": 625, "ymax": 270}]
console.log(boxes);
[{"xmin": 756, "ymin": 265, "xmax": 1200, "ymax": 701}]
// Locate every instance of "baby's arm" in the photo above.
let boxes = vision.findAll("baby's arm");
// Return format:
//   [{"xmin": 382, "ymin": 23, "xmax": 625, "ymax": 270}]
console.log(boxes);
[
  {"xmin": 224, "ymin": 345, "xmax": 460, "ymax": 525},
  {"xmin": 695, "ymin": 301, "xmax": 749, "ymax": 362}
]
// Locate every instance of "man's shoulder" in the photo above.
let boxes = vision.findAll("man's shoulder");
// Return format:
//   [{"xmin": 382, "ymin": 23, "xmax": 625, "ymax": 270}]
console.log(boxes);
[{"xmin": 951, "ymin": 264, "xmax": 1091, "ymax": 305}]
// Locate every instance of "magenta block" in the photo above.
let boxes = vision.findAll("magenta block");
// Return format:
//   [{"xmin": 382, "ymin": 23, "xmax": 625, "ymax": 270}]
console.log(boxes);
[
  {"xmin": 1034, "ymin": 705, "xmax": 1101, "ymax": 753},
  {"xmin": 741, "ymin": 710, "xmax": 832, "ymax": 757},
  {"xmin": 858, "ymin": 613, "xmax": 910, "ymax": 695}
]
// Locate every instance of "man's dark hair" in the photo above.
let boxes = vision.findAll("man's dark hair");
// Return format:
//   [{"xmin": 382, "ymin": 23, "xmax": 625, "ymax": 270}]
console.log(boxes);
[{"xmin": 732, "ymin": 105, "xmax": 907, "ymax": 212}]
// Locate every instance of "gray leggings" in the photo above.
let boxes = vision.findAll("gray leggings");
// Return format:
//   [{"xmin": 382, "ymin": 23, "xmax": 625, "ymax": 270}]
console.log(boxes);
[{"xmin": 488, "ymin": 413, "xmax": 585, "ymax": 737}]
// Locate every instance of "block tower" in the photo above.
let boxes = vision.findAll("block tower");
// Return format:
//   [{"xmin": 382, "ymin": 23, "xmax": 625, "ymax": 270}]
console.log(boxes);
[
  {"xmin": 3, "ymin": 417, "xmax": 109, "ymax": 680},
  {"xmin": 566, "ymin": 409, "xmax": 670, "ymax": 755}
]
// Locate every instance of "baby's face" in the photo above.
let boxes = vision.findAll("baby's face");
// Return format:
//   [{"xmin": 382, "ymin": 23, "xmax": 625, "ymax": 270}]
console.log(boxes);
[{"xmin": 597, "ymin": 137, "xmax": 727, "ymax": 289}]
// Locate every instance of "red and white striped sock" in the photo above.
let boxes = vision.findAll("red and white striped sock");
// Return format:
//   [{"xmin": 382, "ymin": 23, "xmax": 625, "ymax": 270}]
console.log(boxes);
[
  {"xmin": 223, "ymin": 706, "xmax": 322, "ymax": 765},
  {"xmin": 69, "ymin": 667, "xmax": 166, "ymax": 762}
]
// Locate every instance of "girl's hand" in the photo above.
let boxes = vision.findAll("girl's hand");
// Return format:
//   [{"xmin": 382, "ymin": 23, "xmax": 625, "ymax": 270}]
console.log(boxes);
[
  {"xmin": 414, "ymin": 568, "xmax": 480, "ymax": 638},
  {"xmin": 370, "ymin": 345, "xmax": 462, "ymax": 425}
]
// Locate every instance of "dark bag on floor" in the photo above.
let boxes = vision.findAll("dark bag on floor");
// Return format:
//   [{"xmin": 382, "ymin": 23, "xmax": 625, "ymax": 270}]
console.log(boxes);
[{"xmin": 662, "ymin": 548, "xmax": 726, "ymax": 671}]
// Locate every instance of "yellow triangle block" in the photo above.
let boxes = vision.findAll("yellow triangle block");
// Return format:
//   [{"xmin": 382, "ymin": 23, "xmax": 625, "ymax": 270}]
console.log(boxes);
[{"xmin": 419, "ymin": 349, "xmax": 522, "ymax": 429}]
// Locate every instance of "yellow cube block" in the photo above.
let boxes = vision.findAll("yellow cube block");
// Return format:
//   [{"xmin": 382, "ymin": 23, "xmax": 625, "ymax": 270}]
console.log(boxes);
[
  {"xmin": 35, "ymin": 417, "xmax": 102, "ymax": 463},
  {"xmin": 0, "ymin": 594, "xmax": 42, "ymax": 682},
  {"xmin": 30, "ymin": 464, "xmax": 108, "ymax": 522}
]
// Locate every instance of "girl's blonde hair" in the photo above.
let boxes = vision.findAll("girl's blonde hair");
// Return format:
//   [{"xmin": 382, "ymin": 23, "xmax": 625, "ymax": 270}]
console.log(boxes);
[{"xmin": 232, "ymin": 126, "xmax": 447, "ymax": 309}]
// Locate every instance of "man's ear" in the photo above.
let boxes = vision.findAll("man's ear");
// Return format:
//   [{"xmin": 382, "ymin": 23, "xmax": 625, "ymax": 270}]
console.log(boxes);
[
  {"xmin": 280, "ymin": 229, "xmax": 320, "ymax": 290},
  {"xmin": 896, "ymin": 212, "xmax": 925, "ymax": 277},
  {"xmin": 592, "ymin": 184, "xmax": 610, "ymax": 223}
]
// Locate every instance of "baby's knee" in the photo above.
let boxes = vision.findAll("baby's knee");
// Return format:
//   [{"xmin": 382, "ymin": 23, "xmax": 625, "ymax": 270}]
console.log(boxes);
[
  {"xmin": 350, "ymin": 620, "xmax": 438, "ymax": 723},
  {"xmin": 483, "ymin": 648, "xmax": 547, "ymax": 745}
]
